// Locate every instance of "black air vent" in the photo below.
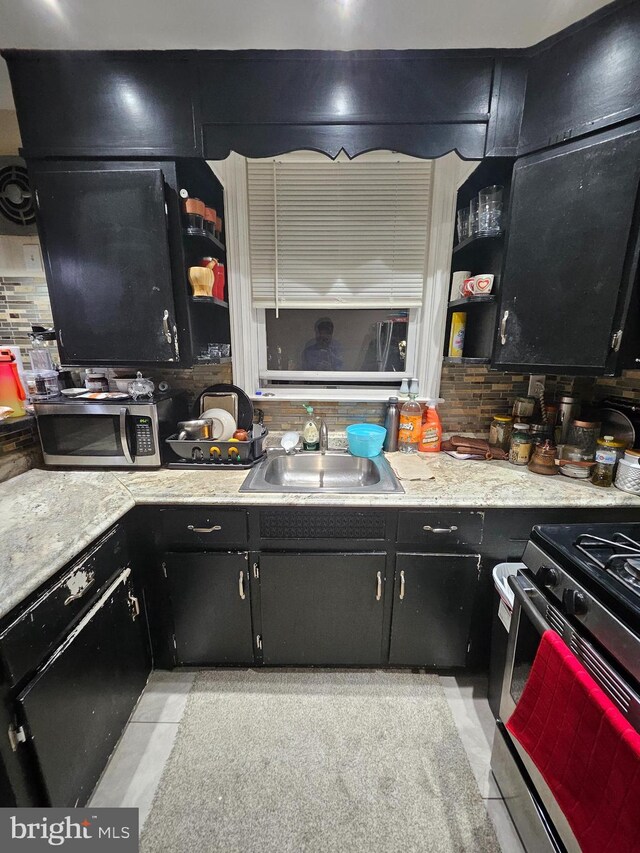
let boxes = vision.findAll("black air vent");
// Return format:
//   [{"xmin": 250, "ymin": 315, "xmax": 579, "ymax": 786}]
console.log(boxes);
[{"xmin": 0, "ymin": 164, "xmax": 35, "ymax": 227}]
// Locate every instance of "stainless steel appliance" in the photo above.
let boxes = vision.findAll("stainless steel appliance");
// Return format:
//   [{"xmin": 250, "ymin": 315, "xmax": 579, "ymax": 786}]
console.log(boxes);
[
  {"xmin": 491, "ymin": 523, "xmax": 640, "ymax": 853},
  {"xmin": 34, "ymin": 392, "xmax": 186, "ymax": 468}
]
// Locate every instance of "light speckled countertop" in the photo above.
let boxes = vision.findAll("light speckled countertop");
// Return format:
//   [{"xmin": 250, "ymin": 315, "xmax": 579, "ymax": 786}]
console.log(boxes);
[{"xmin": 2, "ymin": 451, "xmax": 640, "ymax": 621}]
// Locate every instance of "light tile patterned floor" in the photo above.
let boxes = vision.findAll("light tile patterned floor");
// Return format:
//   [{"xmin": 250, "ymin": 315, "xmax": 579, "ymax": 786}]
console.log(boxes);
[{"xmin": 90, "ymin": 671, "xmax": 524, "ymax": 851}]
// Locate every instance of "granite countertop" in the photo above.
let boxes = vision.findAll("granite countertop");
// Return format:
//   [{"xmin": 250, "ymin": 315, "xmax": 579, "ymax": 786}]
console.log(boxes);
[{"xmin": 2, "ymin": 451, "xmax": 640, "ymax": 621}]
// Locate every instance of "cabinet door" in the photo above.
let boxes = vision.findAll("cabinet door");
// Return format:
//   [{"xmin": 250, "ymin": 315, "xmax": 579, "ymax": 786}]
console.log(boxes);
[
  {"xmin": 259, "ymin": 552, "xmax": 386, "ymax": 666},
  {"xmin": 31, "ymin": 164, "xmax": 178, "ymax": 364},
  {"xmin": 389, "ymin": 553, "xmax": 480, "ymax": 667},
  {"xmin": 16, "ymin": 570, "xmax": 150, "ymax": 807},
  {"xmin": 493, "ymin": 121, "xmax": 640, "ymax": 374},
  {"xmin": 165, "ymin": 552, "xmax": 254, "ymax": 665}
]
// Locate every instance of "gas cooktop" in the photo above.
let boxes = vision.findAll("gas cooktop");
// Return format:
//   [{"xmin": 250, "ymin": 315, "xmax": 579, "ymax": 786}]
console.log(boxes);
[{"xmin": 531, "ymin": 523, "xmax": 640, "ymax": 622}]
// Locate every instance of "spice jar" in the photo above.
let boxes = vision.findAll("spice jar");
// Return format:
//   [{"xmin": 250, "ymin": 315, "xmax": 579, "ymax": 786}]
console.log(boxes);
[
  {"xmin": 489, "ymin": 415, "xmax": 513, "ymax": 452},
  {"xmin": 565, "ymin": 420, "xmax": 601, "ymax": 459},
  {"xmin": 529, "ymin": 422, "xmax": 553, "ymax": 446},
  {"xmin": 509, "ymin": 423, "xmax": 532, "ymax": 466},
  {"xmin": 182, "ymin": 197, "xmax": 205, "ymax": 233},
  {"xmin": 512, "ymin": 396, "xmax": 536, "ymax": 421},
  {"xmin": 204, "ymin": 207, "xmax": 217, "ymax": 238},
  {"xmin": 528, "ymin": 439, "xmax": 558, "ymax": 475},
  {"xmin": 592, "ymin": 436, "xmax": 625, "ymax": 487}
]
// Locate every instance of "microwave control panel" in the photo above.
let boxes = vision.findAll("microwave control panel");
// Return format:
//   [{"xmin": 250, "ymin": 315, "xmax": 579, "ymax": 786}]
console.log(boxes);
[{"xmin": 134, "ymin": 417, "xmax": 156, "ymax": 456}]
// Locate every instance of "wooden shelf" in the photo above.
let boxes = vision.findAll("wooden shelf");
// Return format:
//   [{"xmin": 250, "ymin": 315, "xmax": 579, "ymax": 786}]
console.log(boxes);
[
  {"xmin": 182, "ymin": 228, "xmax": 226, "ymax": 253},
  {"xmin": 190, "ymin": 296, "xmax": 228, "ymax": 307},
  {"xmin": 448, "ymin": 295, "xmax": 496, "ymax": 310},
  {"xmin": 443, "ymin": 356, "xmax": 491, "ymax": 365},
  {"xmin": 453, "ymin": 232, "xmax": 504, "ymax": 254}
]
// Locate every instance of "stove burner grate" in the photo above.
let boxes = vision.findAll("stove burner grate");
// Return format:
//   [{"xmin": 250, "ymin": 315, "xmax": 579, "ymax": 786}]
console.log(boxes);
[{"xmin": 575, "ymin": 532, "xmax": 640, "ymax": 594}]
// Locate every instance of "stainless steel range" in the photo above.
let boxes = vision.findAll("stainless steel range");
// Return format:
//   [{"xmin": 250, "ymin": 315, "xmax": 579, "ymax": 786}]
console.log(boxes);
[{"xmin": 491, "ymin": 522, "xmax": 640, "ymax": 853}]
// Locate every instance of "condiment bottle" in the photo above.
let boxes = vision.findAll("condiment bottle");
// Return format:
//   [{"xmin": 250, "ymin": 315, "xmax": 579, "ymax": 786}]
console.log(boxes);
[
  {"xmin": 301, "ymin": 403, "xmax": 320, "ymax": 451},
  {"xmin": 418, "ymin": 399, "xmax": 442, "ymax": 453},
  {"xmin": 398, "ymin": 393, "xmax": 422, "ymax": 454},
  {"xmin": 509, "ymin": 423, "xmax": 532, "ymax": 466},
  {"xmin": 383, "ymin": 397, "xmax": 400, "ymax": 452},
  {"xmin": 591, "ymin": 435, "xmax": 624, "ymax": 487}
]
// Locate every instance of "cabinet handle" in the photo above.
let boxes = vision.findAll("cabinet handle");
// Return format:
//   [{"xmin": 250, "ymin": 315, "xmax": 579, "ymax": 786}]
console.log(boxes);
[
  {"xmin": 162, "ymin": 309, "xmax": 172, "ymax": 344},
  {"xmin": 500, "ymin": 310, "xmax": 509, "ymax": 345},
  {"xmin": 172, "ymin": 322, "xmax": 180, "ymax": 360},
  {"xmin": 127, "ymin": 590, "xmax": 140, "ymax": 620},
  {"xmin": 238, "ymin": 570, "xmax": 246, "ymax": 600},
  {"xmin": 422, "ymin": 525, "xmax": 458, "ymax": 533},
  {"xmin": 187, "ymin": 524, "xmax": 222, "ymax": 533},
  {"xmin": 58, "ymin": 328, "xmax": 64, "ymax": 349},
  {"xmin": 375, "ymin": 571, "xmax": 382, "ymax": 601},
  {"xmin": 399, "ymin": 570, "xmax": 406, "ymax": 600}
]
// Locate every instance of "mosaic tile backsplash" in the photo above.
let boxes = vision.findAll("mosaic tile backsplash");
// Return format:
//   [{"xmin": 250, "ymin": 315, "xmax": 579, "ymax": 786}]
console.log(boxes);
[{"xmin": 2, "ymin": 278, "xmax": 640, "ymax": 480}]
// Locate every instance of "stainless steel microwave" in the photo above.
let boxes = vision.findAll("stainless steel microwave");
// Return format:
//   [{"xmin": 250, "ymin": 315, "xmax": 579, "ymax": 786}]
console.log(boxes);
[{"xmin": 34, "ymin": 393, "xmax": 186, "ymax": 468}]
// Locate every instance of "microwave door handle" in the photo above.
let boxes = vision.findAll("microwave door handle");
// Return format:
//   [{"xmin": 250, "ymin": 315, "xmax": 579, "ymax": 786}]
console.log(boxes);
[
  {"xmin": 119, "ymin": 407, "xmax": 134, "ymax": 465},
  {"xmin": 509, "ymin": 574, "xmax": 552, "ymax": 637}
]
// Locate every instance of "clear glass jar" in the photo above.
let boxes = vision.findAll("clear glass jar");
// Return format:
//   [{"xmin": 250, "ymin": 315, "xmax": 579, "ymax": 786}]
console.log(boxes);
[
  {"xmin": 592, "ymin": 436, "xmax": 625, "ymax": 487},
  {"xmin": 509, "ymin": 423, "xmax": 532, "ymax": 466},
  {"xmin": 565, "ymin": 420, "xmax": 601, "ymax": 459},
  {"xmin": 512, "ymin": 396, "xmax": 536, "ymax": 421},
  {"xmin": 489, "ymin": 415, "xmax": 513, "ymax": 452}
]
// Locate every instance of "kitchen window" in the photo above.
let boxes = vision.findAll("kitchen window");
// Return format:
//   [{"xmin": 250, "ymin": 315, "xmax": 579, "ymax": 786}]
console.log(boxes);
[{"xmin": 212, "ymin": 151, "xmax": 473, "ymax": 401}]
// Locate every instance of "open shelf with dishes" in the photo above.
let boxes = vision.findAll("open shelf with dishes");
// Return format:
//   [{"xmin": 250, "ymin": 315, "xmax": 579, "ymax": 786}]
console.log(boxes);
[
  {"xmin": 176, "ymin": 160, "xmax": 231, "ymax": 361},
  {"xmin": 445, "ymin": 158, "xmax": 514, "ymax": 365}
]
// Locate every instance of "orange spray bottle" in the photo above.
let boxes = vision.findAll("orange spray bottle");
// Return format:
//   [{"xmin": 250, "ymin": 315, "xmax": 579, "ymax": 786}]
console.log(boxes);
[{"xmin": 418, "ymin": 399, "xmax": 443, "ymax": 453}]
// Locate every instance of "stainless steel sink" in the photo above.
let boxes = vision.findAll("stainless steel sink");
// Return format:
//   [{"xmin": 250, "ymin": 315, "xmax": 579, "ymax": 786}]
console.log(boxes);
[{"xmin": 240, "ymin": 450, "xmax": 404, "ymax": 494}]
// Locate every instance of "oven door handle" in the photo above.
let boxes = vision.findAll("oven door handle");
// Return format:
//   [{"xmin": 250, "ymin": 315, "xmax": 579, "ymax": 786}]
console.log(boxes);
[
  {"xmin": 119, "ymin": 407, "xmax": 134, "ymax": 465},
  {"xmin": 509, "ymin": 574, "xmax": 552, "ymax": 637}
]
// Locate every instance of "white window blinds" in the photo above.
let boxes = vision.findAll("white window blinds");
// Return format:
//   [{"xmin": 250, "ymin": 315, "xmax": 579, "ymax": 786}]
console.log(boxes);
[{"xmin": 247, "ymin": 158, "xmax": 432, "ymax": 309}]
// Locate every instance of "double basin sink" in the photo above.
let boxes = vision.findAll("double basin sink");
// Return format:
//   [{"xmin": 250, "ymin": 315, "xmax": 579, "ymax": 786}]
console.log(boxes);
[{"xmin": 240, "ymin": 450, "xmax": 404, "ymax": 494}]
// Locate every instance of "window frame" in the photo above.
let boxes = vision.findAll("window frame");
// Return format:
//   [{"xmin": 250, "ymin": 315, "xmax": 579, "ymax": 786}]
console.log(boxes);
[{"xmin": 210, "ymin": 152, "xmax": 477, "ymax": 403}]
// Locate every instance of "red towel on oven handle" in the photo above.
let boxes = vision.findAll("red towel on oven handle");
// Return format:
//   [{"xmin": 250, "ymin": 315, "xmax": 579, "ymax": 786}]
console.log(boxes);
[{"xmin": 506, "ymin": 630, "xmax": 640, "ymax": 853}]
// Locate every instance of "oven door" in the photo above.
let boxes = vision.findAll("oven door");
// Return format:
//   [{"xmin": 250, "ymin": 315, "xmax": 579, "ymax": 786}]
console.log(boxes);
[
  {"xmin": 36, "ymin": 402, "xmax": 136, "ymax": 467},
  {"xmin": 495, "ymin": 572, "xmax": 640, "ymax": 853}
]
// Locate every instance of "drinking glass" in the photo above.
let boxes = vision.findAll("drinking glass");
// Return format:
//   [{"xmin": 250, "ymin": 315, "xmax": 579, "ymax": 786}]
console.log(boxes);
[
  {"xmin": 478, "ymin": 185, "xmax": 503, "ymax": 234},
  {"xmin": 469, "ymin": 197, "xmax": 479, "ymax": 236},
  {"xmin": 456, "ymin": 208, "xmax": 469, "ymax": 242}
]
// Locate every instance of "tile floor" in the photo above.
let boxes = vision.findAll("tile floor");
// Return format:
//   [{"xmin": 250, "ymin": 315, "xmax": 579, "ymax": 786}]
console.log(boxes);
[{"xmin": 89, "ymin": 670, "xmax": 524, "ymax": 851}]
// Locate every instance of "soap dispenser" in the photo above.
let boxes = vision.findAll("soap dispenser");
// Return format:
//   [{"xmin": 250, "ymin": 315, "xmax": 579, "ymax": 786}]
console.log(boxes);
[{"xmin": 301, "ymin": 404, "xmax": 320, "ymax": 451}]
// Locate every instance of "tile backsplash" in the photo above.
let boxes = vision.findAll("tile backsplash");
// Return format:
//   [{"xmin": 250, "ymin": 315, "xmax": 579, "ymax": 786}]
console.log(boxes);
[
  {"xmin": 1, "ymin": 275, "xmax": 640, "ymax": 481},
  {"xmin": 0, "ymin": 276, "xmax": 56, "ymax": 367}
]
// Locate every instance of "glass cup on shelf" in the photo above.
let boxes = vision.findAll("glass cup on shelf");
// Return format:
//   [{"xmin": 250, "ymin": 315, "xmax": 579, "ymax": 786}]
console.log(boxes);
[
  {"xmin": 478, "ymin": 185, "xmax": 503, "ymax": 235},
  {"xmin": 456, "ymin": 208, "xmax": 470, "ymax": 242},
  {"xmin": 469, "ymin": 197, "xmax": 479, "ymax": 236}
]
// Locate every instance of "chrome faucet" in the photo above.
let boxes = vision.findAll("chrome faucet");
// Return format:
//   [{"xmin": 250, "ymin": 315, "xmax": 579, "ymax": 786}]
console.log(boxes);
[{"xmin": 319, "ymin": 419, "xmax": 329, "ymax": 455}]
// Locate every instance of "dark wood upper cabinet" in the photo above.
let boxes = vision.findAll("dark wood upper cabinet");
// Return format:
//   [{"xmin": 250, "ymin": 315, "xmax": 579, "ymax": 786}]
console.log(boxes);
[
  {"xmin": 31, "ymin": 162, "xmax": 180, "ymax": 365},
  {"xmin": 493, "ymin": 120, "xmax": 640, "ymax": 374},
  {"xmin": 5, "ymin": 51, "xmax": 200, "ymax": 158},
  {"xmin": 198, "ymin": 51, "xmax": 493, "ymax": 124},
  {"xmin": 518, "ymin": 1, "xmax": 640, "ymax": 154}
]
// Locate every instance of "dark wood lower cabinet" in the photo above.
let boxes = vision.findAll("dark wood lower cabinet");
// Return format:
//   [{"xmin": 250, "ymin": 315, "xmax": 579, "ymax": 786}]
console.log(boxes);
[
  {"xmin": 259, "ymin": 552, "xmax": 387, "ymax": 665},
  {"xmin": 165, "ymin": 552, "xmax": 254, "ymax": 665},
  {"xmin": 389, "ymin": 553, "xmax": 481, "ymax": 667},
  {"xmin": 16, "ymin": 571, "xmax": 149, "ymax": 807}
]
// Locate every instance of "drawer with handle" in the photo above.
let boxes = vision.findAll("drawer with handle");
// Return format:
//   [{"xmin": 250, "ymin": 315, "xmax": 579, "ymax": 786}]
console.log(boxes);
[
  {"xmin": 0, "ymin": 524, "xmax": 129, "ymax": 687},
  {"xmin": 160, "ymin": 508, "xmax": 248, "ymax": 547},
  {"xmin": 396, "ymin": 511, "xmax": 483, "ymax": 547}
]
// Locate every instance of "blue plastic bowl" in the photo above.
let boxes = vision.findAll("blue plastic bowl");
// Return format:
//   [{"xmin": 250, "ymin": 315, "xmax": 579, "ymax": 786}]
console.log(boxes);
[{"xmin": 345, "ymin": 423, "xmax": 387, "ymax": 458}]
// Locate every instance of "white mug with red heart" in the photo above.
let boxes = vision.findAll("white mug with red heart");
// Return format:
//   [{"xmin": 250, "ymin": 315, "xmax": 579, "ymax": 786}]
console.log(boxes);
[{"xmin": 472, "ymin": 274, "xmax": 494, "ymax": 294}]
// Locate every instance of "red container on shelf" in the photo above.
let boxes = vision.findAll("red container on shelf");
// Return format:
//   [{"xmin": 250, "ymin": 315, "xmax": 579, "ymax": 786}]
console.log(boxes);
[{"xmin": 213, "ymin": 263, "xmax": 226, "ymax": 300}]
